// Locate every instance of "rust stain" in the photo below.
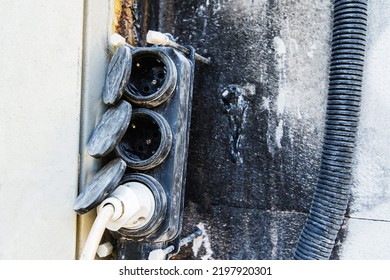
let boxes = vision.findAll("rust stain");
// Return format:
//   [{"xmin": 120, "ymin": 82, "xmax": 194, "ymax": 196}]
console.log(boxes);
[
  {"xmin": 112, "ymin": 0, "xmax": 122, "ymax": 33},
  {"xmin": 114, "ymin": 0, "xmax": 137, "ymax": 46}
]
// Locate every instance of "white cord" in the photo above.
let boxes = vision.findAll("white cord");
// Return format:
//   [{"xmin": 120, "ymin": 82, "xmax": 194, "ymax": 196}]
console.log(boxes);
[
  {"xmin": 79, "ymin": 183, "xmax": 156, "ymax": 260},
  {"xmin": 80, "ymin": 204, "xmax": 115, "ymax": 260}
]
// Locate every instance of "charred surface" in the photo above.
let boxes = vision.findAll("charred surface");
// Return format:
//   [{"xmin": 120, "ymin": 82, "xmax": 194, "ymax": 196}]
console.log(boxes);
[{"xmin": 128, "ymin": 0, "xmax": 333, "ymax": 259}]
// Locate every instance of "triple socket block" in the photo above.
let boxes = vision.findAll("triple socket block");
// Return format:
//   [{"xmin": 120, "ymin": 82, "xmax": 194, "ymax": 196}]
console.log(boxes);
[{"xmin": 75, "ymin": 44, "xmax": 196, "ymax": 258}]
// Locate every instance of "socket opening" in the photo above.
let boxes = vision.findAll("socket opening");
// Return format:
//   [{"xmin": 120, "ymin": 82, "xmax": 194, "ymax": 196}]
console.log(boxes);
[
  {"xmin": 125, "ymin": 49, "xmax": 177, "ymax": 107},
  {"xmin": 116, "ymin": 108, "xmax": 172, "ymax": 170}
]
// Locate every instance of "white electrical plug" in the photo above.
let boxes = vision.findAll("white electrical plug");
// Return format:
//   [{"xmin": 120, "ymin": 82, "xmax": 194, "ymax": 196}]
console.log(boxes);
[
  {"xmin": 79, "ymin": 182, "xmax": 155, "ymax": 260},
  {"xmin": 98, "ymin": 182, "xmax": 156, "ymax": 231}
]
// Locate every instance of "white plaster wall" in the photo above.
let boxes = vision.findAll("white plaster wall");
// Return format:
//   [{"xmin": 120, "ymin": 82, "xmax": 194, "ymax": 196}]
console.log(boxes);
[
  {"xmin": 340, "ymin": 0, "xmax": 390, "ymax": 259},
  {"xmin": 0, "ymin": 0, "xmax": 84, "ymax": 259}
]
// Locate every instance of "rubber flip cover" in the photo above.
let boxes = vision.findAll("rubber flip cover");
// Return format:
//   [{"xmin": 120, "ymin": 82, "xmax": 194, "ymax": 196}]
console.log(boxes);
[
  {"xmin": 87, "ymin": 100, "xmax": 132, "ymax": 158},
  {"xmin": 102, "ymin": 45, "xmax": 133, "ymax": 105},
  {"xmin": 73, "ymin": 158, "xmax": 127, "ymax": 214}
]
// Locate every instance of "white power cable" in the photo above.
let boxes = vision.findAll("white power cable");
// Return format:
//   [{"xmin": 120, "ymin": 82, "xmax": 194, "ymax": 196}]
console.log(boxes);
[
  {"xmin": 79, "ymin": 182, "xmax": 156, "ymax": 260},
  {"xmin": 80, "ymin": 204, "xmax": 115, "ymax": 260}
]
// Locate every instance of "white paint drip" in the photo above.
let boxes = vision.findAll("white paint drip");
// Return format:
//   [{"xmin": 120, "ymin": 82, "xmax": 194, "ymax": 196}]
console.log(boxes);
[
  {"xmin": 273, "ymin": 37, "xmax": 287, "ymax": 117},
  {"xmin": 192, "ymin": 223, "xmax": 214, "ymax": 260},
  {"xmin": 273, "ymin": 36, "xmax": 287, "ymax": 56},
  {"xmin": 268, "ymin": 4, "xmax": 330, "ymax": 157},
  {"xmin": 265, "ymin": 36, "xmax": 288, "ymax": 154},
  {"xmin": 270, "ymin": 220, "xmax": 279, "ymax": 259},
  {"xmin": 196, "ymin": 3, "xmax": 208, "ymax": 36},
  {"xmin": 276, "ymin": 87, "xmax": 286, "ymax": 116},
  {"xmin": 192, "ymin": 235, "xmax": 203, "ymax": 257},
  {"xmin": 289, "ymin": 38, "xmax": 299, "ymax": 57},
  {"xmin": 275, "ymin": 120, "xmax": 284, "ymax": 149}
]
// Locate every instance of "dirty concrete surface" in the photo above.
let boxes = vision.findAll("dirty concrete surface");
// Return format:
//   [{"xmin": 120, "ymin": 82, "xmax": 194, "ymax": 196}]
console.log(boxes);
[
  {"xmin": 155, "ymin": 0, "xmax": 332, "ymax": 260},
  {"xmin": 124, "ymin": 0, "xmax": 390, "ymax": 259}
]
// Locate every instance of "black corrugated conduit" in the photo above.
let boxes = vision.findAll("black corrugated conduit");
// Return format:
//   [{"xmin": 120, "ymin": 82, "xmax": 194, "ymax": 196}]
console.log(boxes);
[{"xmin": 294, "ymin": 0, "xmax": 368, "ymax": 260}]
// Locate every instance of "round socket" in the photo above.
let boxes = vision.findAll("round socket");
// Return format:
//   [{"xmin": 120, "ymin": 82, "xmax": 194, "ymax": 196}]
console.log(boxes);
[
  {"xmin": 116, "ymin": 108, "xmax": 172, "ymax": 170},
  {"xmin": 124, "ymin": 49, "xmax": 177, "ymax": 107},
  {"xmin": 113, "ymin": 173, "xmax": 167, "ymax": 238}
]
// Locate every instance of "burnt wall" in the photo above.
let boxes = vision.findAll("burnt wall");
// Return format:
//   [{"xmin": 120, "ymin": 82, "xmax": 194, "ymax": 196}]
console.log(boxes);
[{"xmin": 136, "ymin": 0, "xmax": 333, "ymax": 259}]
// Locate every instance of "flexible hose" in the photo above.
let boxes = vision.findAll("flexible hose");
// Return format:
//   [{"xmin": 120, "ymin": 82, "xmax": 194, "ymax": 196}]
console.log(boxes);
[
  {"xmin": 80, "ymin": 204, "xmax": 114, "ymax": 260},
  {"xmin": 294, "ymin": 0, "xmax": 368, "ymax": 259}
]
